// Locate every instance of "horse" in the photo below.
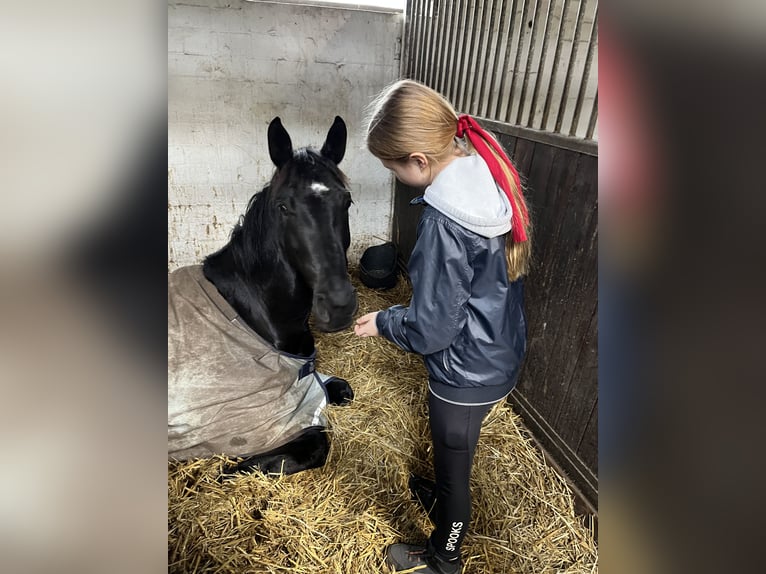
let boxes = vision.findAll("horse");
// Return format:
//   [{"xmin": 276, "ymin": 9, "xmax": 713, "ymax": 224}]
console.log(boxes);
[{"xmin": 168, "ymin": 116, "xmax": 357, "ymax": 476}]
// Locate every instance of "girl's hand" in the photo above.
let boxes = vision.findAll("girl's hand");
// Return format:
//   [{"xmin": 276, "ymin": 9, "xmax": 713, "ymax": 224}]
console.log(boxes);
[{"xmin": 354, "ymin": 312, "xmax": 380, "ymax": 338}]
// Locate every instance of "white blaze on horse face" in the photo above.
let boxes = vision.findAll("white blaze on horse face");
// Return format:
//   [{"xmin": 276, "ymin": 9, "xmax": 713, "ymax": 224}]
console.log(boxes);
[{"xmin": 310, "ymin": 182, "xmax": 329, "ymax": 195}]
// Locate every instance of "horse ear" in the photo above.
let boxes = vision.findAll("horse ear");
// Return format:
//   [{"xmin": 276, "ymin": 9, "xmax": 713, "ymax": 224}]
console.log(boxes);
[
  {"xmin": 268, "ymin": 117, "xmax": 293, "ymax": 168},
  {"xmin": 321, "ymin": 116, "xmax": 347, "ymax": 164}
]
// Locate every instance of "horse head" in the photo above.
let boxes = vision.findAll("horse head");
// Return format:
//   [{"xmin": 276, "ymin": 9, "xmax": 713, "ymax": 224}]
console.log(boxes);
[{"xmin": 266, "ymin": 116, "xmax": 358, "ymax": 332}]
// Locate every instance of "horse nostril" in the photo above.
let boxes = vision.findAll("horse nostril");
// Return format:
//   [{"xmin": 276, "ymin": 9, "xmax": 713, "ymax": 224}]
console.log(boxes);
[
  {"xmin": 312, "ymin": 294, "xmax": 330, "ymax": 320},
  {"xmin": 313, "ymin": 287, "xmax": 353, "ymax": 325}
]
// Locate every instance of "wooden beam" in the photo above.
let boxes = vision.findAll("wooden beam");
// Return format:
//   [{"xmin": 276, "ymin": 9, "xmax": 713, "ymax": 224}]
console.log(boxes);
[{"xmin": 479, "ymin": 117, "xmax": 598, "ymax": 156}]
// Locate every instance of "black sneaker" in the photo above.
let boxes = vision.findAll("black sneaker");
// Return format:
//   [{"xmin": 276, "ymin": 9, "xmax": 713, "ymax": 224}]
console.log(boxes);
[
  {"xmin": 408, "ymin": 474, "xmax": 437, "ymax": 520},
  {"xmin": 385, "ymin": 543, "xmax": 461, "ymax": 574}
]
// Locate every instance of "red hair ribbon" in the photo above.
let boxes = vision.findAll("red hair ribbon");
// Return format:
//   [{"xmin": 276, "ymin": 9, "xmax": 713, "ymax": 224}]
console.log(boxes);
[{"xmin": 456, "ymin": 114, "xmax": 529, "ymax": 242}]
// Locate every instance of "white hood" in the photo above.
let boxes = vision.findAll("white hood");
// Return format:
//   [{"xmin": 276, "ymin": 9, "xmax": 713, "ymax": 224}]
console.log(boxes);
[{"xmin": 423, "ymin": 154, "xmax": 512, "ymax": 238}]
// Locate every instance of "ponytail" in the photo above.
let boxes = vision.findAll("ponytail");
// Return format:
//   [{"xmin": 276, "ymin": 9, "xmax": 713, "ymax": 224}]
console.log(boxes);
[{"xmin": 455, "ymin": 115, "xmax": 532, "ymax": 280}]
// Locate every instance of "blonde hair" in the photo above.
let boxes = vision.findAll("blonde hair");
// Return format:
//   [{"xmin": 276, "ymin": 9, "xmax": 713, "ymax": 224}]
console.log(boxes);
[{"xmin": 365, "ymin": 79, "xmax": 532, "ymax": 281}]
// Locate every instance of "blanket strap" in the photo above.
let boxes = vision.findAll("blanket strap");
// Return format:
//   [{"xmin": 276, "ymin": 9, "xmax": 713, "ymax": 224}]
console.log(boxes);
[{"xmin": 298, "ymin": 359, "xmax": 316, "ymax": 380}]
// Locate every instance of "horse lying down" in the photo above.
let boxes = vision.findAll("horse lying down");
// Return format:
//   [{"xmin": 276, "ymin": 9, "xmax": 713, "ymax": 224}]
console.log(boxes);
[{"xmin": 168, "ymin": 116, "xmax": 357, "ymax": 476}]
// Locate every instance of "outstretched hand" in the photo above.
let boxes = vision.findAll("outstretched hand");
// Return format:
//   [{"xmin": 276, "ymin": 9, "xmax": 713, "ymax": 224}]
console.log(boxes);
[{"xmin": 354, "ymin": 312, "xmax": 380, "ymax": 338}]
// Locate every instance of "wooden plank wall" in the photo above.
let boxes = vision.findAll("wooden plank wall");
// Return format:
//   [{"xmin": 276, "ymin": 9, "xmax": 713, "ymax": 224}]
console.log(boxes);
[{"xmin": 391, "ymin": 127, "xmax": 598, "ymax": 511}]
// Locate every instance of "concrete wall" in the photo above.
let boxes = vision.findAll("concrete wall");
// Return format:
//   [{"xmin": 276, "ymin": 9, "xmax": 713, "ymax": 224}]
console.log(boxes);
[{"xmin": 168, "ymin": 0, "xmax": 403, "ymax": 269}]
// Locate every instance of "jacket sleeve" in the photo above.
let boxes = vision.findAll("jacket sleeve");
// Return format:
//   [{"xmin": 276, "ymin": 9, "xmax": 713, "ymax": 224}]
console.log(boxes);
[{"xmin": 375, "ymin": 217, "xmax": 473, "ymax": 355}]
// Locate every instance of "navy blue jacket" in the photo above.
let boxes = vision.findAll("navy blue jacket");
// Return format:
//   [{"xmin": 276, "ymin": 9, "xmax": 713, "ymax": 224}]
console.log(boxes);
[{"xmin": 376, "ymin": 204, "xmax": 527, "ymax": 405}]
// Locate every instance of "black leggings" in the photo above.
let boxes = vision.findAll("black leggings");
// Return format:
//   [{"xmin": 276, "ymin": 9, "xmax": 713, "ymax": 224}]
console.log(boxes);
[{"xmin": 427, "ymin": 392, "xmax": 494, "ymax": 561}]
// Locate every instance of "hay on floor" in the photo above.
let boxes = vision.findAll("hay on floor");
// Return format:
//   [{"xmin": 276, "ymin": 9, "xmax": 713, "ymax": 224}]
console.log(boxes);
[{"xmin": 168, "ymin": 272, "xmax": 598, "ymax": 573}]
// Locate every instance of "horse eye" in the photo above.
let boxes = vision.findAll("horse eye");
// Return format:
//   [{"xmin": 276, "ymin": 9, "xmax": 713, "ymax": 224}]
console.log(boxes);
[{"xmin": 278, "ymin": 204, "xmax": 288, "ymax": 213}]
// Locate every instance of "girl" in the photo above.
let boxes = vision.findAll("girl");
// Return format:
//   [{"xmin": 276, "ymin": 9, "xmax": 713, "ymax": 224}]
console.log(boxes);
[{"xmin": 354, "ymin": 80, "xmax": 531, "ymax": 574}]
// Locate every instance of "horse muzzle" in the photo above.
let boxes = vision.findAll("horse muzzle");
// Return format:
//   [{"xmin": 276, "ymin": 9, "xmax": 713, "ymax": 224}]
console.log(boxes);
[{"xmin": 312, "ymin": 284, "xmax": 358, "ymax": 332}]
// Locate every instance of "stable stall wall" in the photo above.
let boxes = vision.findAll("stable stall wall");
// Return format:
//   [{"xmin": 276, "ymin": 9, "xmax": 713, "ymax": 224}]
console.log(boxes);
[{"xmin": 168, "ymin": 0, "xmax": 403, "ymax": 270}]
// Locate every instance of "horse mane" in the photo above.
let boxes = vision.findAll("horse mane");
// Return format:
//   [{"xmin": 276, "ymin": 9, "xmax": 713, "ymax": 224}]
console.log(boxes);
[{"xmin": 227, "ymin": 185, "xmax": 279, "ymax": 275}]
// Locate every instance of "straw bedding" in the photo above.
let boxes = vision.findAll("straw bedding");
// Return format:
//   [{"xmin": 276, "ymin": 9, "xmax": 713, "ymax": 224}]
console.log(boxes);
[{"xmin": 168, "ymin": 272, "xmax": 598, "ymax": 573}]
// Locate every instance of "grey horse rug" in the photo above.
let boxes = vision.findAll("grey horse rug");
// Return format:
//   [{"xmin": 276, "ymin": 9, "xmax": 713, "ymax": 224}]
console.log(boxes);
[{"xmin": 168, "ymin": 265, "xmax": 332, "ymax": 460}]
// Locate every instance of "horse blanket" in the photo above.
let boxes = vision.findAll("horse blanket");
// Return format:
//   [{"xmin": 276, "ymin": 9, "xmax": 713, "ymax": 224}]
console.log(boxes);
[{"xmin": 168, "ymin": 265, "xmax": 330, "ymax": 460}]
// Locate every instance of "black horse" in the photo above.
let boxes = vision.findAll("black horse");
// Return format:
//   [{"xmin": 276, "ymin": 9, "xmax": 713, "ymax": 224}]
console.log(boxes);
[{"xmin": 168, "ymin": 116, "xmax": 357, "ymax": 476}]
